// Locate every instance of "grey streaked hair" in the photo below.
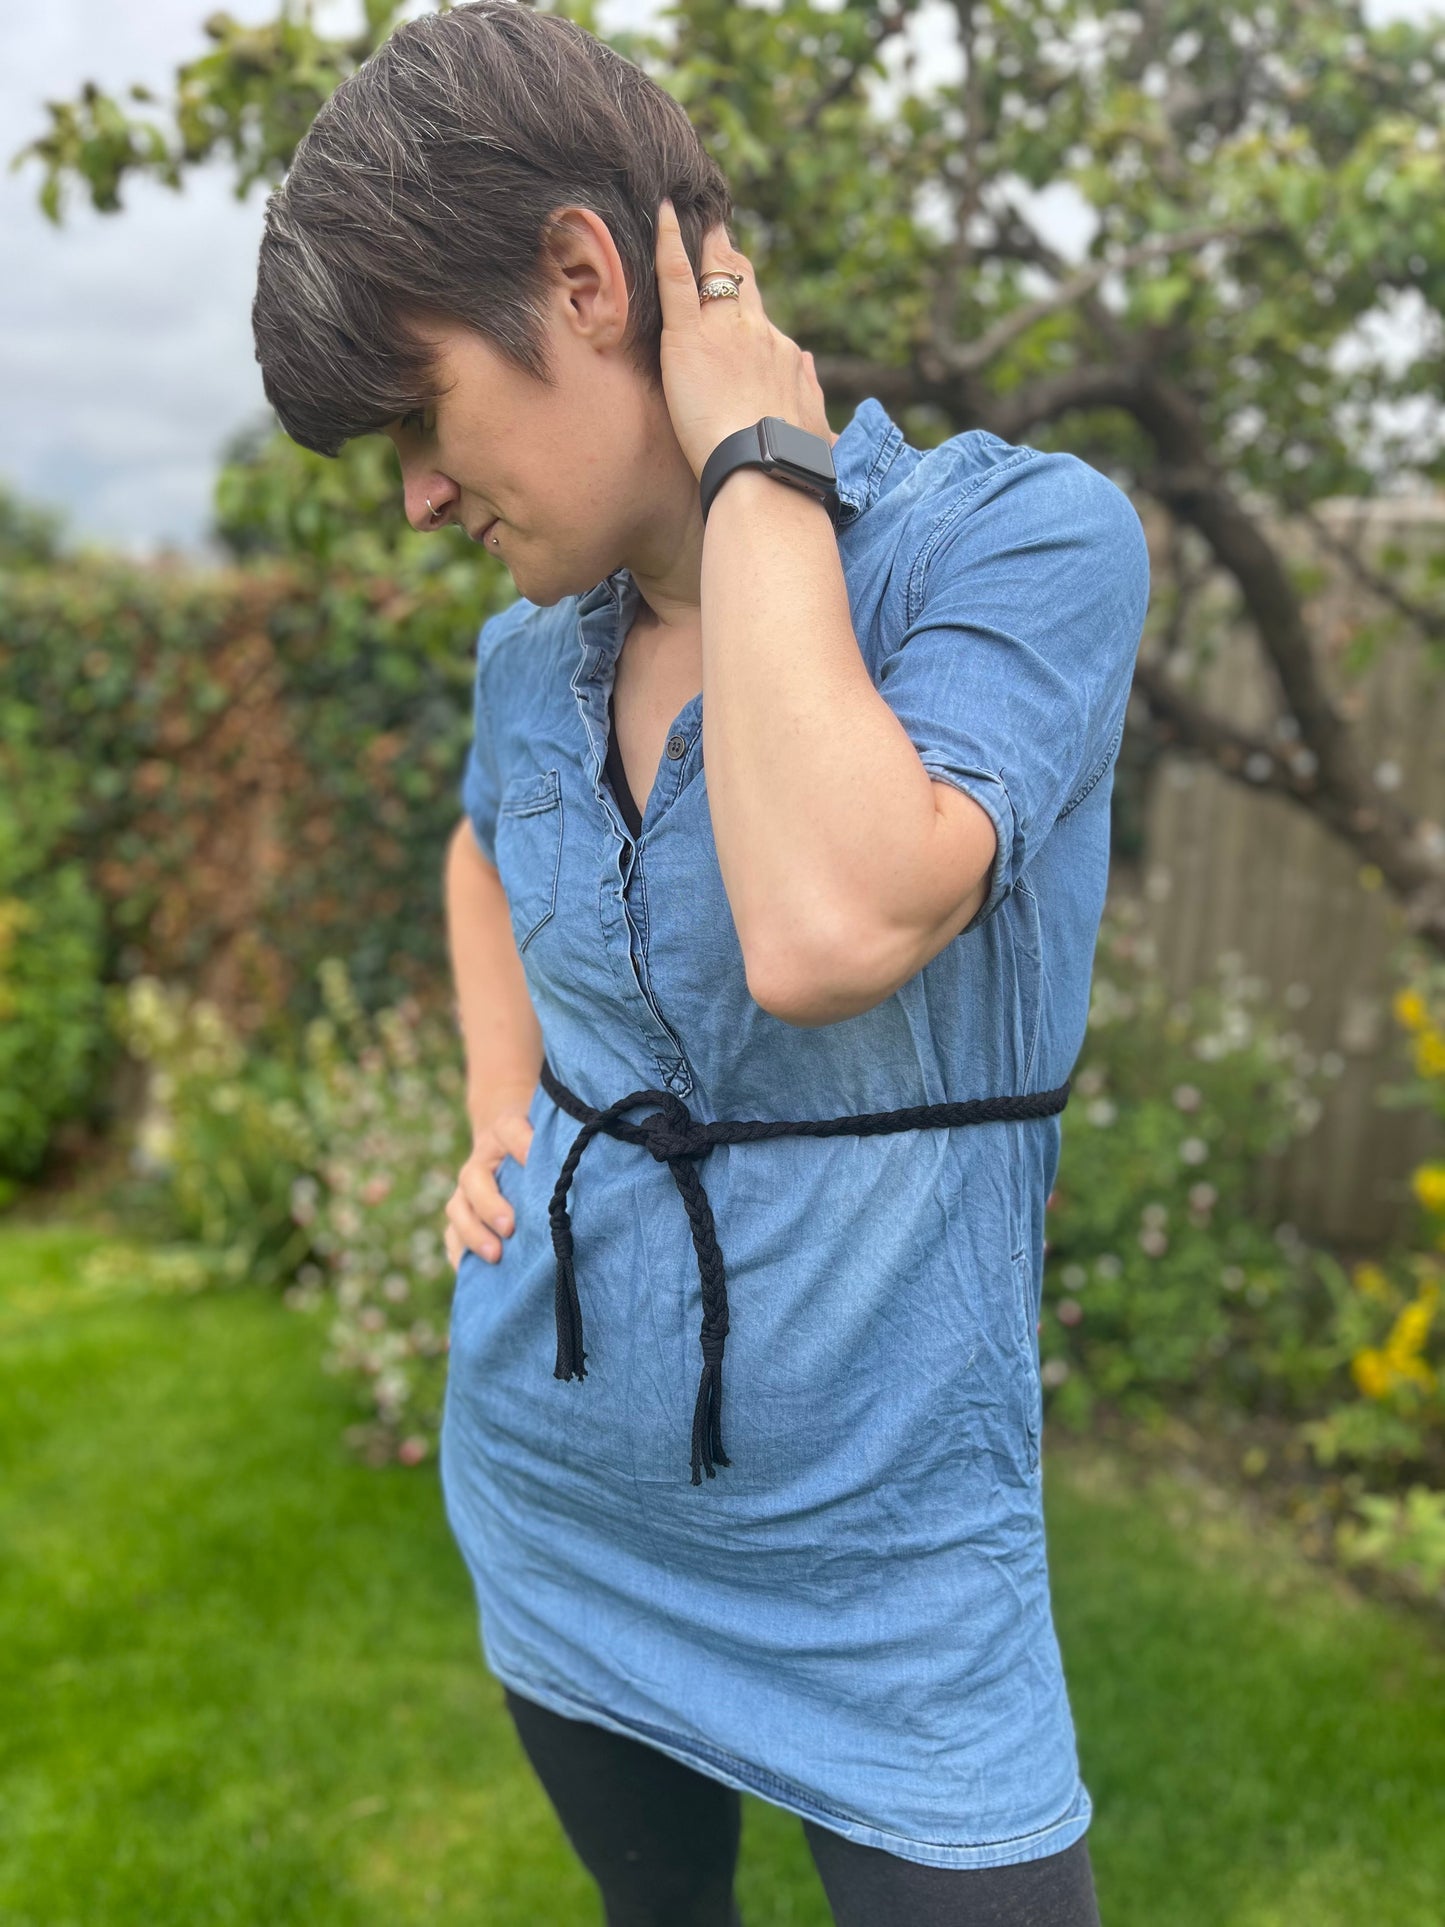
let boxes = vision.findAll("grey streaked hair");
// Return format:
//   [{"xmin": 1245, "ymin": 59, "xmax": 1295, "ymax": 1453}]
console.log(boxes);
[{"xmin": 252, "ymin": 0, "xmax": 733, "ymax": 457}]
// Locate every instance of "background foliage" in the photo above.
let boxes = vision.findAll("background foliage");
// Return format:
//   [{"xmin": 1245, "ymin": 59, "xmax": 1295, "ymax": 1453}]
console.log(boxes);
[
  {"xmin": 0, "ymin": 702, "xmax": 109, "ymax": 1204},
  {"xmin": 0, "ymin": 530, "xmax": 504, "ymax": 1040}
]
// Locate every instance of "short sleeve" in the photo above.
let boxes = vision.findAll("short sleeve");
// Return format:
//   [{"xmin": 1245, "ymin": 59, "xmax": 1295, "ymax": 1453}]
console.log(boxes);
[
  {"xmin": 879, "ymin": 449, "xmax": 1150, "ymax": 931},
  {"xmin": 459, "ymin": 616, "xmax": 504, "ymax": 866}
]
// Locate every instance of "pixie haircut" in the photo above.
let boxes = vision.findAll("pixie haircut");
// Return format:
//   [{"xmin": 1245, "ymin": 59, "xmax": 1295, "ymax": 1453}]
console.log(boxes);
[{"xmin": 252, "ymin": 1, "xmax": 733, "ymax": 457}]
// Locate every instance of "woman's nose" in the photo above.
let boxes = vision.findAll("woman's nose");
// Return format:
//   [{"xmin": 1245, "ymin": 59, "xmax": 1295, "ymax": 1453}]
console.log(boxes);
[{"xmin": 405, "ymin": 477, "xmax": 458, "ymax": 531}]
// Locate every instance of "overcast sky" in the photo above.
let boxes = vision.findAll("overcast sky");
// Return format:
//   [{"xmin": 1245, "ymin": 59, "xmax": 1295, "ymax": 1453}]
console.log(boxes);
[{"xmin": 0, "ymin": 0, "xmax": 1436, "ymax": 557}]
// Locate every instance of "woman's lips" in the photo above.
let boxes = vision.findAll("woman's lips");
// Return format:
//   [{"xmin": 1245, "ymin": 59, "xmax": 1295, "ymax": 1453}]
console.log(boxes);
[{"xmin": 473, "ymin": 517, "xmax": 499, "ymax": 544}]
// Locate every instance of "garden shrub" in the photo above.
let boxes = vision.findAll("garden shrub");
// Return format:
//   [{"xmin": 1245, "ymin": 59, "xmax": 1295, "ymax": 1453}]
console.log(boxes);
[
  {"xmin": 1334, "ymin": 1484, "xmax": 1445, "ymax": 1599},
  {"xmin": 113, "ymin": 958, "xmax": 468, "ymax": 1463},
  {"xmin": 1041, "ymin": 895, "xmax": 1342, "ymax": 1429},
  {"xmin": 0, "ymin": 527, "xmax": 506, "ymax": 1045},
  {"xmin": 291, "ymin": 958, "xmax": 469, "ymax": 1467},
  {"xmin": 1042, "ymin": 909, "xmax": 1445, "ymax": 1606},
  {"xmin": 1292, "ymin": 955, "xmax": 1445, "ymax": 1496},
  {"xmin": 0, "ymin": 699, "xmax": 109, "ymax": 1201},
  {"xmin": 113, "ymin": 976, "xmax": 319, "ymax": 1290}
]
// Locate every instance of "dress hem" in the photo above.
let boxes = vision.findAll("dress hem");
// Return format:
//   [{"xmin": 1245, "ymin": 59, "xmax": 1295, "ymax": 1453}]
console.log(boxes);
[{"xmin": 484, "ymin": 1645, "xmax": 1094, "ymax": 1873}]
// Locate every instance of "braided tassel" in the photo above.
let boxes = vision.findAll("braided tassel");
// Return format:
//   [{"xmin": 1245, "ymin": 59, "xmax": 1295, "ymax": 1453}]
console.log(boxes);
[
  {"xmin": 689, "ymin": 1347, "xmax": 731, "ymax": 1485},
  {"xmin": 552, "ymin": 1218, "xmax": 587, "ymax": 1380}
]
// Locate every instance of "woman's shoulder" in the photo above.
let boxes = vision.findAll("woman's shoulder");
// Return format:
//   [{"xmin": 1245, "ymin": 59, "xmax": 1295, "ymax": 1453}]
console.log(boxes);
[{"xmin": 891, "ymin": 427, "xmax": 1141, "ymax": 558}]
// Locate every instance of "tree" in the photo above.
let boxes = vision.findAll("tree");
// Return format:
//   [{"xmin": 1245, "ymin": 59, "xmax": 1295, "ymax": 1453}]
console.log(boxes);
[
  {"xmin": 14, "ymin": 0, "xmax": 1445, "ymax": 949},
  {"xmin": 0, "ymin": 482, "xmax": 68, "ymax": 568}
]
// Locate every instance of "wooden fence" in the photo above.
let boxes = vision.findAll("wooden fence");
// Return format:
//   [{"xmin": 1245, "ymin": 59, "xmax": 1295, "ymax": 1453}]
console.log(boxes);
[{"xmin": 1109, "ymin": 495, "xmax": 1445, "ymax": 1254}]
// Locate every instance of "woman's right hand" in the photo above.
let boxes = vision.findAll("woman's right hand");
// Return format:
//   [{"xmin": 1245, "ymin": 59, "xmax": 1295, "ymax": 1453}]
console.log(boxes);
[{"xmin": 444, "ymin": 1086, "xmax": 536, "ymax": 1269}]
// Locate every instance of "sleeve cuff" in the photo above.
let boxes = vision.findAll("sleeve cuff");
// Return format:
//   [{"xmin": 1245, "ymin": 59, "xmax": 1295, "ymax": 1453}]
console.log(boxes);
[
  {"xmin": 460, "ymin": 761, "xmax": 499, "ymax": 867},
  {"xmin": 921, "ymin": 760, "xmax": 1018, "ymax": 934}
]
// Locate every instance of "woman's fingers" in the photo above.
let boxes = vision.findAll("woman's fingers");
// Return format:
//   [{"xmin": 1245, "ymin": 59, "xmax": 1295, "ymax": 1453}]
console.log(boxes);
[
  {"xmin": 447, "ymin": 1175, "xmax": 507, "ymax": 1264},
  {"xmin": 446, "ymin": 1142, "xmax": 513, "ymax": 1264},
  {"xmin": 444, "ymin": 1099, "xmax": 536, "ymax": 1270},
  {"xmin": 469, "ymin": 1148, "xmax": 514, "ymax": 1223}
]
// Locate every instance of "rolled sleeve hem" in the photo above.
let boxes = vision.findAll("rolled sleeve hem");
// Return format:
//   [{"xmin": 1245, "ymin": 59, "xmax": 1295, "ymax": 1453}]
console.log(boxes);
[
  {"xmin": 921, "ymin": 760, "xmax": 1018, "ymax": 934},
  {"xmin": 460, "ymin": 796, "xmax": 498, "ymax": 868}
]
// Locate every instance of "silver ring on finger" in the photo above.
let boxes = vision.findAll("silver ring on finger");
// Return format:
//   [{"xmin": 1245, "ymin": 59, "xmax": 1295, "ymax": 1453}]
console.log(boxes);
[{"xmin": 699, "ymin": 272, "xmax": 744, "ymax": 303}]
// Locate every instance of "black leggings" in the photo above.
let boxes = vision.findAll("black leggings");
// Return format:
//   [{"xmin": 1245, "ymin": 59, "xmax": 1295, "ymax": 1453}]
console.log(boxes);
[{"xmin": 503, "ymin": 1686, "xmax": 1102, "ymax": 1927}]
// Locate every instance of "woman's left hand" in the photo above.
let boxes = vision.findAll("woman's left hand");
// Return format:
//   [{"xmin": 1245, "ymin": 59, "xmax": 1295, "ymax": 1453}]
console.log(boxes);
[{"xmin": 654, "ymin": 196, "xmax": 831, "ymax": 482}]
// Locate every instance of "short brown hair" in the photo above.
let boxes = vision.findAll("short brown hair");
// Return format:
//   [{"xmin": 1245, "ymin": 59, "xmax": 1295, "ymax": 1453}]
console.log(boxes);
[{"xmin": 252, "ymin": 1, "xmax": 732, "ymax": 456}]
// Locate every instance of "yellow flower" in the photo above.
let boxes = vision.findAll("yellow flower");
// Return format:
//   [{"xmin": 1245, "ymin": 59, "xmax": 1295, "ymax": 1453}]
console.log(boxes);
[
  {"xmin": 1352, "ymin": 1278, "xmax": 1440, "ymax": 1400},
  {"xmin": 1351, "ymin": 1348, "xmax": 1393, "ymax": 1399},
  {"xmin": 1414, "ymin": 1029, "xmax": 1445, "ymax": 1079},
  {"xmin": 1387, "ymin": 1291, "xmax": 1436, "ymax": 1358},
  {"xmin": 1381, "ymin": 1345, "xmax": 1436, "ymax": 1393},
  {"xmin": 1389, "ymin": 1311, "xmax": 1428, "ymax": 1358},
  {"xmin": 1393, "ymin": 987, "xmax": 1430, "ymax": 1033}
]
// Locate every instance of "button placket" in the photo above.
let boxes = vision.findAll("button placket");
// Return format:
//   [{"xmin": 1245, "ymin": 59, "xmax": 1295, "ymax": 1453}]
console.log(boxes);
[
  {"xmin": 573, "ymin": 574, "xmax": 695, "ymax": 1098},
  {"xmin": 621, "ymin": 821, "xmax": 695, "ymax": 1097}
]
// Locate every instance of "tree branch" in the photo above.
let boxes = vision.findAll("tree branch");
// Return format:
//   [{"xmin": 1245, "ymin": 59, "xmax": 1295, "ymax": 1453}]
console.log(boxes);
[
  {"xmin": 789, "ymin": 5, "xmax": 910, "ymax": 137},
  {"xmin": 1298, "ymin": 500, "xmax": 1445, "ymax": 646},
  {"xmin": 935, "ymin": 221, "xmax": 1282, "ymax": 379}
]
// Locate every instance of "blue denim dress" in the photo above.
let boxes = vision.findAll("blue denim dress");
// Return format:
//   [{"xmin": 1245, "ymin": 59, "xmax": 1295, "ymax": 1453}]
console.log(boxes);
[{"xmin": 440, "ymin": 397, "xmax": 1150, "ymax": 1870}]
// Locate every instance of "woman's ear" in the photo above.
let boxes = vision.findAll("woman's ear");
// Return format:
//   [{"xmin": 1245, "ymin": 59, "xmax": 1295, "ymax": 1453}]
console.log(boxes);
[{"xmin": 542, "ymin": 204, "xmax": 631, "ymax": 345}]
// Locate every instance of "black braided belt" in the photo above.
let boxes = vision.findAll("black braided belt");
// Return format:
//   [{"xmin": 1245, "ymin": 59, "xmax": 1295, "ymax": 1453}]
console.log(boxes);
[{"xmin": 537, "ymin": 1055, "xmax": 1071, "ymax": 1487}]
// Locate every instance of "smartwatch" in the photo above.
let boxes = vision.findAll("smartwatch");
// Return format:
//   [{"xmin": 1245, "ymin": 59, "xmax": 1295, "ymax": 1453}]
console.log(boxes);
[{"xmin": 700, "ymin": 416, "xmax": 841, "ymax": 528}]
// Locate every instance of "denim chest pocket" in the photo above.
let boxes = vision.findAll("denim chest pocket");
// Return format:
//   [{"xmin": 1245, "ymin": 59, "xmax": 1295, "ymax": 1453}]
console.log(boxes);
[{"xmin": 494, "ymin": 769, "xmax": 563, "ymax": 955}]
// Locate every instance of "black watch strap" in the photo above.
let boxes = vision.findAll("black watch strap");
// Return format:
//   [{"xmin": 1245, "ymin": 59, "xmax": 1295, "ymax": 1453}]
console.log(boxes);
[{"xmin": 699, "ymin": 416, "xmax": 841, "ymax": 527}]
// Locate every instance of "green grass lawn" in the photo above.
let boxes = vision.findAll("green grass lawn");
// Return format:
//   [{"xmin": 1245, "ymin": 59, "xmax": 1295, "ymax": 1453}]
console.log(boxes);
[{"xmin": 2, "ymin": 1220, "xmax": 1442, "ymax": 1926}]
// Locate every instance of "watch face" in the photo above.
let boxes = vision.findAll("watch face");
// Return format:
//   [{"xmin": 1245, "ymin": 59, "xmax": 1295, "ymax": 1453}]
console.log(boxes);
[{"xmin": 761, "ymin": 415, "xmax": 837, "ymax": 486}]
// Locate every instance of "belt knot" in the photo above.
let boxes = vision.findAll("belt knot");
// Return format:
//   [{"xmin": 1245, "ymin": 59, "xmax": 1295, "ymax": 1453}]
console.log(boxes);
[{"xmin": 636, "ymin": 1098, "xmax": 712, "ymax": 1163}]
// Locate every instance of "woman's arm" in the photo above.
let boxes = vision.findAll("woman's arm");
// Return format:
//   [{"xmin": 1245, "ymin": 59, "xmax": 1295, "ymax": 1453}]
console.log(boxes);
[
  {"xmin": 443, "ymin": 817, "xmax": 544, "ymax": 1132},
  {"xmin": 699, "ymin": 471, "xmax": 1000, "ymax": 1025},
  {"xmin": 700, "ymin": 454, "xmax": 1149, "ymax": 1027}
]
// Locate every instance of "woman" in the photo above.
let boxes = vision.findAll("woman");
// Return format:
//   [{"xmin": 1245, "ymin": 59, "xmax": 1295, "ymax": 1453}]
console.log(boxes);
[{"xmin": 252, "ymin": 5, "xmax": 1148, "ymax": 1921}]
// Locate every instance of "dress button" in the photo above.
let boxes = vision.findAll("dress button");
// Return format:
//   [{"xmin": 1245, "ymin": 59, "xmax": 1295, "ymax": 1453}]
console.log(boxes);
[{"xmin": 665, "ymin": 734, "xmax": 687, "ymax": 760}]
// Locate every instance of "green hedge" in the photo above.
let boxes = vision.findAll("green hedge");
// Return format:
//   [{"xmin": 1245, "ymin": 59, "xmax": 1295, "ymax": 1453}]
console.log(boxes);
[
  {"xmin": 0, "ymin": 538, "xmax": 508, "ymax": 1048},
  {"xmin": 0, "ymin": 702, "xmax": 109, "ymax": 1199}
]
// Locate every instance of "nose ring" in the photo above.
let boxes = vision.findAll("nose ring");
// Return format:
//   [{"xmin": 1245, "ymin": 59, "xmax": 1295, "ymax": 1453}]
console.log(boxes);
[{"xmin": 426, "ymin": 496, "xmax": 443, "ymax": 524}]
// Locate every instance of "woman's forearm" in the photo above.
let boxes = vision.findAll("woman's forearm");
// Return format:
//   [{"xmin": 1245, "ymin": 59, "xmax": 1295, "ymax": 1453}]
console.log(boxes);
[
  {"xmin": 698, "ymin": 470, "xmax": 953, "ymax": 1006},
  {"xmin": 444, "ymin": 819, "xmax": 544, "ymax": 1133}
]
